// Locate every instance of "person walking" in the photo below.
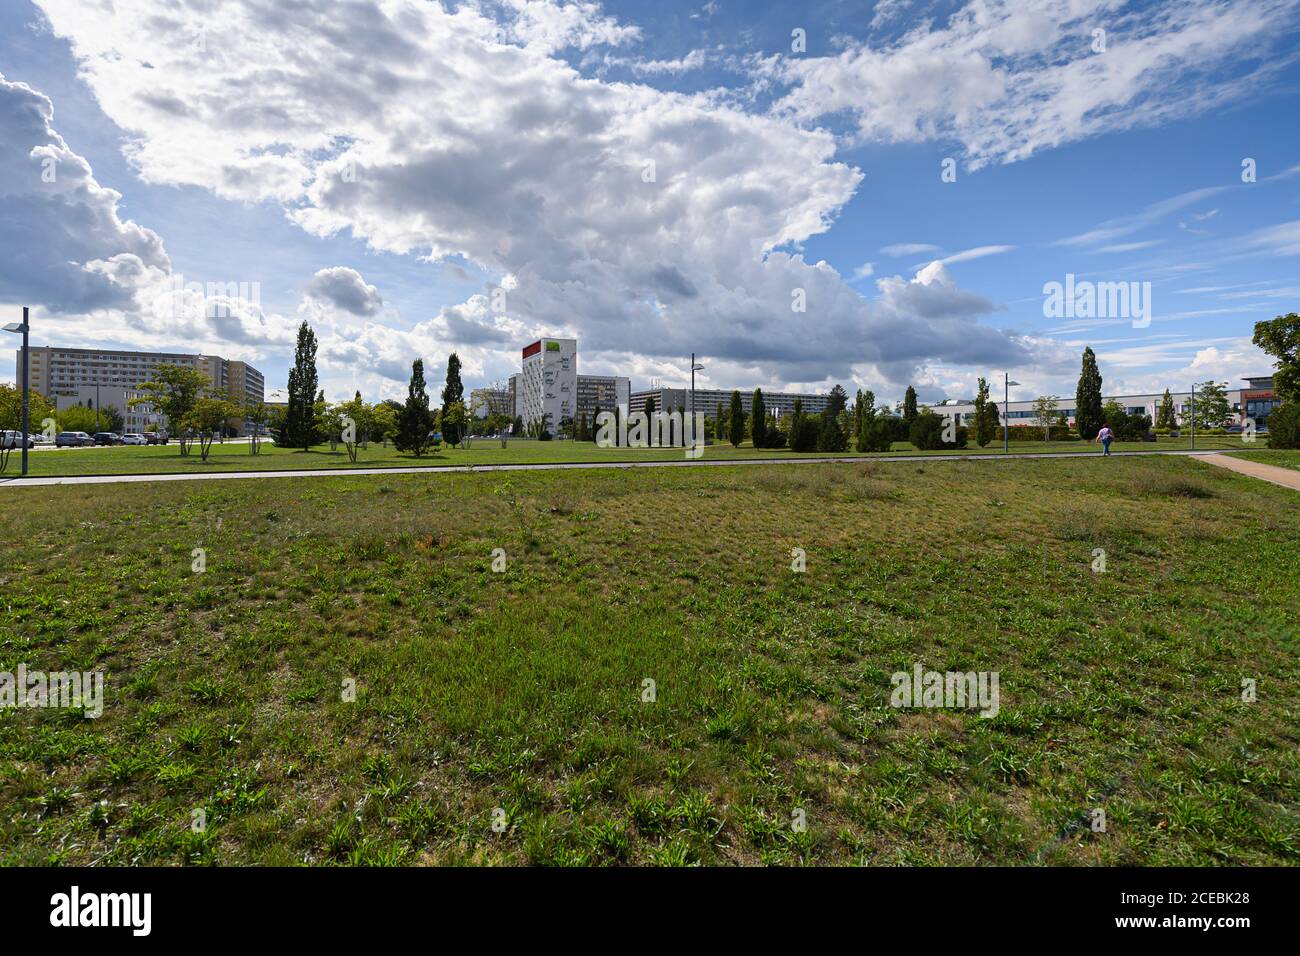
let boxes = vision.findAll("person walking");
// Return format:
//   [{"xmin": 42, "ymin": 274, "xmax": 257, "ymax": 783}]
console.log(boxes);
[{"xmin": 1096, "ymin": 423, "xmax": 1114, "ymax": 456}]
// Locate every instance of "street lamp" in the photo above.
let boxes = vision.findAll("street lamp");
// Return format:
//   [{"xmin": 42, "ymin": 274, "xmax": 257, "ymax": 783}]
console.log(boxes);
[
  {"xmin": 1004, "ymin": 374, "xmax": 1021, "ymax": 454},
  {"xmin": 689, "ymin": 354, "xmax": 705, "ymax": 421},
  {"xmin": 3, "ymin": 308, "xmax": 31, "ymax": 476}
]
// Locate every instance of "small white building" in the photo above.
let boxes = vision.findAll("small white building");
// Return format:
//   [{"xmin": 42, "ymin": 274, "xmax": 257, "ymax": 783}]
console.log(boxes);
[{"xmin": 54, "ymin": 385, "xmax": 163, "ymax": 433}]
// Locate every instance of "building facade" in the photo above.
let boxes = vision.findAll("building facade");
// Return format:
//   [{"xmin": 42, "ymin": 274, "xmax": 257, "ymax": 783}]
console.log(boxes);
[
  {"xmin": 577, "ymin": 374, "xmax": 630, "ymax": 424},
  {"xmin": 629, "ymin": 387, "xmax": 832, "ymax": 419},
  {"xmin": 1240, "ymin": 376, "xmax": 1280, "ymax": 427},
  {"xmin": 20, "ymin": 346, "xmax": 263, "ymax": 407},
  {"xmin": 933, "ymin": 378, "xmax": 1271, "ymax": 428},
  {"xmin": 19, "ymin": 346, "xmax": 265, "ymax": 434},
  {"xmin": 518, "ymin": 338, "xmax": 577, "ymax": 430},
  {"xmin": 53, "ymin": 386, "xmax": 163, "ymax": 434}
]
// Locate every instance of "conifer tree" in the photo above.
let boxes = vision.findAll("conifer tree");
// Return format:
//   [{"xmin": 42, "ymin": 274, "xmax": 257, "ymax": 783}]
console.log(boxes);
[
  {"xmin": 394, "ymin": 359, "xmax": 434, "ymax": 456},
  {"xmin": 1076, "ymin": 347, "xmax": 1104, "ymax": 440},
  {"xmin": 751, "ymin": 389, "xmax": 767, "ymax": 449}
]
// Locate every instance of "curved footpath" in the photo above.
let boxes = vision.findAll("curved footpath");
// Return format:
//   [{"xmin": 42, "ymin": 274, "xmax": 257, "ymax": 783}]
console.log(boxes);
[
  {"xmin": 3, "ymin": 446, "xmax": 1291, "ymax": 488},
  {"xmin": 1195, "ymin": 453, "xmax": 1300, "ymax": 490}
]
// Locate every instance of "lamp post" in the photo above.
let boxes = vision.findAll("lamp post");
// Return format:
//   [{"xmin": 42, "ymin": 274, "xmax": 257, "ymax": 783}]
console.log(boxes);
[
  {"xmin": 1190, "ymin": 382, "xmax": 1195, "ymax": 451},
  {"xmin": 1004, "ymin": 373, "xmax": 1021, "ymax": 454},
  {"xmin": 3, "ymin": 308, "xmax": 31, "ymax": 476},
  {"xmin": 689, "ymin": 354, "xmax": 704, "ymax": 422}
]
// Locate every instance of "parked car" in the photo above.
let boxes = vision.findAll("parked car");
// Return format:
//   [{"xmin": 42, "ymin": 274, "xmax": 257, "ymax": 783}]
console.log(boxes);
[
  {"xmin": 56, "ymin": 431, "xmax": 96, "ymax": 447},
  {"xmin": 93, "ymin": 432, "xmax": 124, "ymax": 446},
  {"xmin": 30, "ymin": 432, "xmax": 53, "ymax": 445},
  {"xmin": 121, "ymin": 433, "xmax": 148, "ymax": 445},
  {"xmin": 0, "ymin": 430, "xmax": 34, "ymax": 449},
  {"xmin": 143, "ymin": 432, "xmax": 168, "ymax": 445}
]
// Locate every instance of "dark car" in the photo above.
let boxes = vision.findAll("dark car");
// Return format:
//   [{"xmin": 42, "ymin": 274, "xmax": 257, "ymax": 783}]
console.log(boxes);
[
  {"xmin": 93, "ymin": 432, "xmax": 124, "ymax": 446},
  {"xmin": 143, "ymin": 432, "xmax": 168, "ymax": 445},
  {"xmin": 55, "ymin": 431, "xmax": 96, "ymax": 447}
]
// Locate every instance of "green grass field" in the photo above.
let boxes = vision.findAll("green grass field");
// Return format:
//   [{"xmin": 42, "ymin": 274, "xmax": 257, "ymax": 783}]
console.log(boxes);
[
  {"xmin": 1, "ymin": 456, "xmax": 1296, "ymax": 865},
  {"xmin": 2, "ymin": 431, "xmax": 1259, "ymax": 478}
]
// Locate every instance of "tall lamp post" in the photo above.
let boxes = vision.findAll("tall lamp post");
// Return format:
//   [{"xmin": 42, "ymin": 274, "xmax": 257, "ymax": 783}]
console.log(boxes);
[
  {"xmin": 689, "ymin": 354, "xmax": 704, "ymax": 421},
  {"xmin": 1004, "ymin": 373, "xmax": 1021, "ymax": 454},
  {"xmin": 4, "ymin": 308, "xmax": 31, "ymax": 477}
]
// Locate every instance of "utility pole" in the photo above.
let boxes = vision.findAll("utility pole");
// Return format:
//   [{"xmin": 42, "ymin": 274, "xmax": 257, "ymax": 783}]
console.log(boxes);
[{"xmin": 1190, "ymin": 382, "xmax": 1196, "ymax": 451}]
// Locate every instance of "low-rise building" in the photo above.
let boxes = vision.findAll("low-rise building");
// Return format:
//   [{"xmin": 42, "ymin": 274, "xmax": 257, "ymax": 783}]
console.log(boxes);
[
  {"xmin": 630, "ymin": 386, "xmax": 832, "ymax": 419},
  {"xmin": 931, "ymin": 378, "xmax": 1272, "ymax": 428}
]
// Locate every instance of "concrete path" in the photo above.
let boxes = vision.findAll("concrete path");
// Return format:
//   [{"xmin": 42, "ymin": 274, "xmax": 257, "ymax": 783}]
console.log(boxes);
[
  {"xmin": 0, "ymin": 447, "xmax": 1236, "ymax": 488},
  {"xmin": 1197, "ymin": 453, "xmax": 1300, "ymax": 491}
]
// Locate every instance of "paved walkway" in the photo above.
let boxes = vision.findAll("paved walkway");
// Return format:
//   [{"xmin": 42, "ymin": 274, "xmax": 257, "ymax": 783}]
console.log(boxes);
[
  {"xmin": 1197, "ymin": 453, "xmax": 1300, "ymax": 491},
  {"xmin": 0, "ymin": 447, "xmax": 1236, "ymax": 488}
]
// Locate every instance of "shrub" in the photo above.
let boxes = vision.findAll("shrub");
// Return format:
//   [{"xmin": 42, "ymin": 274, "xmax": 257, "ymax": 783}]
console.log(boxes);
[
  {"xmin": 860, "ymin": 418, "xmax": 893, "ymax": 452},
  {"xmin": 1002, "ymin": 424, "xmax": 1078, "ymax": 442},
  {"xmin": 765, "ymin": 424, "xmax": 787, "ymax": 449},
  {"xmin": 909, "ymin": 409, "xmax": 967, "ymax": 450},
  {"xmin": 817, "ymin": 413, "xmax": 848, "ymax": 452},
  {"xmin": 790, "ymin": 416, "xmax": 820, "ymax": 452},
  {"xmin": 1267, "ymin": 402, "xmax": 1300, "ymax": 448}
]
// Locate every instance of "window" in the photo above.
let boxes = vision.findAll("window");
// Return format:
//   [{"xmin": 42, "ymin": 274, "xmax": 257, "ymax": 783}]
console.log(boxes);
[{"xmin": 1246, "ymin": 398, "xmax": 1281, "ymax": 425}]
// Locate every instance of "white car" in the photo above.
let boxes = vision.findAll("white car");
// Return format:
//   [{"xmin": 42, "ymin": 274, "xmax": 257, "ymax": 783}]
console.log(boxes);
[{"xmin": 121, "ymin": 433, "xmax": 148, "ymax": 445}]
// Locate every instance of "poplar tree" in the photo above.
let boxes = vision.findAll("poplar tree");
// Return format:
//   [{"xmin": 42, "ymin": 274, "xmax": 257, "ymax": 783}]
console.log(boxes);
[
  {"xmin": 283, "ymin": 320, "xmax": 319, "ymax": 450},
  {"xmin": 1076, "ymin": 347, "xmax": 1104, "ymax": 440},
  {"xmin": 441, "ymin": 353, "xmax": 465, "ymax": 447},
  {"xmin": 751, "ymin": 389, "xmax": 767, "ymax": 449},
  {"xmin": 973, "ymin": 377, "xmax": 998, "ymax": 448}
]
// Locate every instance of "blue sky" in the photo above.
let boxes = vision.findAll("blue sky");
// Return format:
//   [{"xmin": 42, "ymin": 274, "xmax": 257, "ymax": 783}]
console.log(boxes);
[{"xmin": 1, "ymin": 0, "xmax": 1298, "ymax": 406}]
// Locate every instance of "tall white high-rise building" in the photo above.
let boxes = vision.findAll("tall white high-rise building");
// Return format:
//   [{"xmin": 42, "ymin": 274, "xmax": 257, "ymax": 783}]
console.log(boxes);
[{"xmin": 519, "ymin": 337, "xmax": 577, "ymax": 431}]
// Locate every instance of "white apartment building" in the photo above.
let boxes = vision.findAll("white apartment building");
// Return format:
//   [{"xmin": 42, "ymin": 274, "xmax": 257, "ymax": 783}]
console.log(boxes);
[{"xmin": 518, "ymin": 338, "xmax": 577, "ymax": 430}]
